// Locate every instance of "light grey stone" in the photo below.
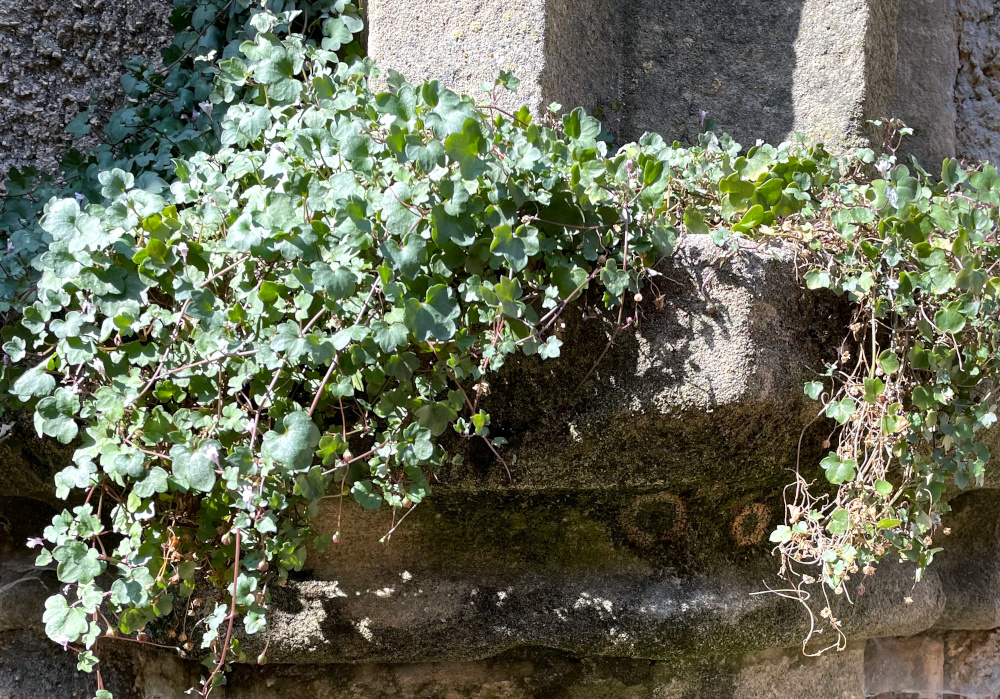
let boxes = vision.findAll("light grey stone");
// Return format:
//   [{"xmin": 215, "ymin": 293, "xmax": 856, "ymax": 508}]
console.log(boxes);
[{"xmin": 369, "ymin": 0, "xmax": 900, "ymax": 150}]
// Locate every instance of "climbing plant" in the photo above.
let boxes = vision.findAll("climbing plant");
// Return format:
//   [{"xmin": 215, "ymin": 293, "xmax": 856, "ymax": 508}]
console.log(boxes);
[
  {"xmin": 0, "ymin": 0, "xmax": 999, "ymax": 694},
  {"xmin": 768, "ymin": 122, "xmax": 1000, "ymax": 651}
]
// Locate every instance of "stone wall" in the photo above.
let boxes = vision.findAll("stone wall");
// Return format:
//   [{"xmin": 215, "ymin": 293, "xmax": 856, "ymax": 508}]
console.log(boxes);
[
  {"xmin": 7, "ymin": 2, "xmax": 1000, "ymax": 699},
  {"xmin": 370, "ymin": 0, "xmax": 1000, "ymax": 167},
  {"xmin": 0, "ymin": 0, "xmax": 172, "ymax": 179},
  {"xmin": 956, "ymin": 0, "xmax": 1000, "ymax": 163}
]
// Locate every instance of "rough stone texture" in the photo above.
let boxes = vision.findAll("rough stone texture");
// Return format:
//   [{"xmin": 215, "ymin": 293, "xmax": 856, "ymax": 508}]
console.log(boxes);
[
  {"xmin": 6, "ymin": 239, "xmax": 1000, "ymax": 698},
  {"xmin": 367, "ymin": 0, "xmax": 548, "ymax": 118},
  {"xmin": 0, "ymin": 411, "xmax": 76, "ymax": 506},
  {"xmin": 956, "ymin": 0, "xmax": 1000, "ymax": 162},
  {"xmin": 890, "ymin": 0, "xmax": 959, "ymax": 167},
  {"xmin": 445, "ymin": 236, "xmax": 847, "ymax": 493},
  {"xmin": 11, "ymin": 2, "xmax": 1000, "ymax": 696},
  {"xmin": 216, "ymin": 241, "xmax": 989, "ymax": 673},
  {"xmin": 0, "ymin": 0, "xmax": 173, "ymax": 180},
  {"xmin": 370, "ymin": 0, "xmax": 899, "ymax": 150},
  {"xmin": 0, "ymin": 497, "xmax": 159, "ymax": 699},
  {"xmin": 866, "ymin": 627, "xmax": 1000, "ymax": 697},
  {"xmin": 220, "ymin": 646, "xmax": 865, "ymax": 698}
]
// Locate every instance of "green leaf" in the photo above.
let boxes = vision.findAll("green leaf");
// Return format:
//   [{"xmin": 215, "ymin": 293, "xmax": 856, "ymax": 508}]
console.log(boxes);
[
  {"xmin": 804, "ymin": 382, "xmax": 824, "ymax": 400},
  {"xmin": 934, "ymin": 305, "xmax": 966, "ymax": 334},
  {"xmin": 133, "ymin": 467, "xmax": 168, "ymax": 498},
  {"xmin": 262, "ymin": 412, "xmax": 321, "ymax": 471},
  {"xmin": 3, "ymin": 336, "xmax": 26, "ymax": 363},
  {"xmin": 877, "ymin": 350, "xmax": 900, "ymax": 375},
  {"xmin": 372, "ymin": 321, "xmax": 409, "ymax": 352},
  {"xmin": 732, "ymin": 204, "xmax": 764, "ymax": 233},
  {"xmin": 169, "ymin": 441, "xmax": 220, "ymax": 493},
  {"xmin": 741, "ymin": 150, "xmax": 774, "ymax": 180},
  {"xmin": 352, "ymin": 480, "xmax": 382, "ymax": 509},
  {"xmin": 769, "ymin": 525, "xmax": 792, "ymax": 543},
  {"xmin": 414, "ymin": 402, "xmax": 458, "ymax": 437},
  {"xmin": 863, "ymin": 378, "xmax": 885, "ymax": 403},
  {"xmin": 53, "ymin": 541, "xmax": 104, "ymax": 584},
  {"xmin": 820, "ymin": 453, "xmax": 857, "ymax": 485},
  {"xmin": 684, "ymin": 207, "xmax": 709, "ymax": 235},
  {"xmin": 12, "ymin": 367, "xmax": 56, "ymax": 400},
  {"xmin": 804, "ymin": 269, "xmax": 831, "ymax": 290},
  {"xmin": 826, "ymin": 398, "xmax": 856, "ymax": 425},
  {"xmin": 403, "ymin": 285, "xmax": 460, "ymax": 342},
  {"xmin": 874, "ymin": 479, "xmax": 893, "ymax": 497},
  {"xmin": 444, "ymin": 119, "xmax": 485, "ymax": 180},
  {"xmin": 43, "ymin": 594, "xmax": 89, "ymax": 643},
  {"xmin": 827, "ymin": 509, "xmax": 849, "ymax": 536}
]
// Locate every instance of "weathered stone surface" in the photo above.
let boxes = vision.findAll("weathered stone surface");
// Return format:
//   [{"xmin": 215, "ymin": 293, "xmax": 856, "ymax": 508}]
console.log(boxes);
[
  {"xmin": 203, "ymin": 241, "xmax": 983, "ymax": 672},
  {"xmin": 221, "ymin": 645, "xmax": 866, "ymax": 698},
  {"xmin": 866, "ymin": 626, "xmax": 1000, "ymax": 698},
  {"xmin": 444, "ymin": 235, "xmax": 847, "ymax": 493},
  {"xmin": 891, "ymin": 0, "xmax": 959, "ymax": 167},
  {"xmin": 9, "ymin": 3, "xmax": 1000, "ymax": 695},
  {"xmin": 0, "ymin": 0, "xmax": 173, "ymax": 179},
  {"xmin": 956, "ymin": 0, "xmax": 1000, "ymax": 162},
  {"xmin": 370, "ymin": 0, "xmax": 899, "ymax": 150},
  {"xmin": 367, "ymin": 0, "xmax": 548, "ymax": 119},
  {"xmin": 0, "ymin": 412, "xmax": 76, "ymax": 505}
]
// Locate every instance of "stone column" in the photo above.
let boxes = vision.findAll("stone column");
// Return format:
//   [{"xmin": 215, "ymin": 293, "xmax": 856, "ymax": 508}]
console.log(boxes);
[
  {"xmin": 368, "ymin": 0, "xmax": 901, "ymax": 151},
  {"xmin": 891, "ymin": 0, "xmax": 959, "ymax": 168}
]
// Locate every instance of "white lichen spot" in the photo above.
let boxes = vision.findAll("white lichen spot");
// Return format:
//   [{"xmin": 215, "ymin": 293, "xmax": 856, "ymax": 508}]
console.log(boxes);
[
  {"xmin": 400, "ymin": 570, "xmax": 412, "ymax": 582},
  {"xmin": 608, "ymin": 627, "xmax": 634, "ymax": 649},
  {"xmin": 375, "ymin": 587, "xmax": 395, "ymax": 598},
  {"xmin": 496, "ymin": 587, "xmax": 514, "ymax": 607},
  {"xmin": 354, "ymin": 617, "xmax": 374, "ymax": 642},
  {"xmin": 573, "ymin": 592, "xmax": 615, "ymax": 618}
]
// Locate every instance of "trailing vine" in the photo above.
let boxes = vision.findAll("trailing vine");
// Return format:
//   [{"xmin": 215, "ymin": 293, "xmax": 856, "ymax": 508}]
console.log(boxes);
[{"xmin": 0, "ymin": 0, "xmax": 998, "ymax": 695}]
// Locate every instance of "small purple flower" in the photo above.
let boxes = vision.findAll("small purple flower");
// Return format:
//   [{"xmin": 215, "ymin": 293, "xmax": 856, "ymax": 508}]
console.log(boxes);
[
  {"xmin": 198, "ymin": 100, "xmax": 214, "ymax": 117},
  {"xmin": 699, "ymin": 109, "xmax": 709, "ymax": 126},
  {"xmin": 190, "ymin": 110, "xmax": 200, "ymax": 121},
  {"xmin": 52, "ymin": 634, "xmax": 70, "ymax": 651},
  {"xmin": 203, "ymin": 444, "xmax": 220, "ymax": 465},
  {"xmin": 240, "ymin": 484, "xmax": 255, "ymax": 506},
  {"xmin": 74, "ymin": 193, "xmax": 85, "ymax": 203},
  {"xmin": 26, "ymin": 537, "xmax": 44, "ymax": 549}
]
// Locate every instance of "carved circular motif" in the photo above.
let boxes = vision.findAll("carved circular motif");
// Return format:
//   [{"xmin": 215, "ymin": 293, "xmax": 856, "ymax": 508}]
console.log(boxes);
[
  {"xmin": 618, "ymin": 492, "xmax": 688, "ymax": 547},
  {"xmin": 731, "ymin": 502, "xmax": 772, "ymax": 546}
]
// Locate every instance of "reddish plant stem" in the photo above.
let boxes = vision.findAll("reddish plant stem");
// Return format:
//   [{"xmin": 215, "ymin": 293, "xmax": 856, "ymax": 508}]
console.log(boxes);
[{"xmin": 202, "ymin": 528, "xmax": 241, "ymax": 697}]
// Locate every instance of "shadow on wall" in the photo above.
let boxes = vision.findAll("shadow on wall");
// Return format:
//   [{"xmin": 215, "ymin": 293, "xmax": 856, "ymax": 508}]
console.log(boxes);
[
  {"xmin": 540, "ymin": 0, "xmax": 807, "ymax": 146},
  {"xmin": 541, "ymin": 0, "xmax": 900, "ymax": 151}
]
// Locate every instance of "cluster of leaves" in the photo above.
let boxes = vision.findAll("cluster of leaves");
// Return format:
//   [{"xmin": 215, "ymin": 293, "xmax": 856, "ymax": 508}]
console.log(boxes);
[
  {"xmin": 0, "ymin": 0, "xmax": 363, "ymax": 315},
  {"xmin": 2, "ymin": 0, "xmax": 1000, "ymax": 694},
  {"xmin": 769, "ymin": 122, "xmax": 1000, "ymax": 651}
]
